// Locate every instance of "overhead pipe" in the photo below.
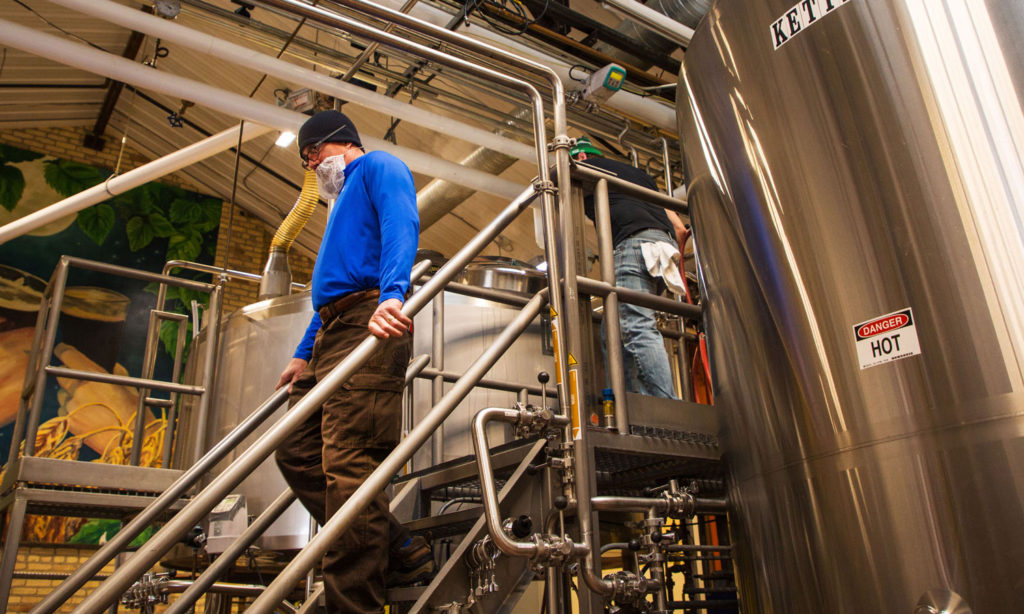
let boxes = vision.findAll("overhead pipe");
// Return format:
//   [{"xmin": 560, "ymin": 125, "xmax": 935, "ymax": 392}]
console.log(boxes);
[
  {"xmin": 0, "ymin": 18, "xmax": 523, "ymax": 201},
  {"xmin": 594, "ymin": 0, "xmax": 708, "ymax": 70},
  {"xmin": 46, "ymin": 0, "xmax": 535, "ymax": 162},
  {"xmin": 0, "ymin": 123, "xmax": 272, "ymax": 245},
  {"xmin": 601, "ymin": 0, "xmax": 696, "ymax": 47},
  {"xmin": 361, "ymin": 0, "xmax": 677, "ymax": 131},
  {"xmin": 417, "ymin": 105, "xmax": 536, "ymax": 233}
]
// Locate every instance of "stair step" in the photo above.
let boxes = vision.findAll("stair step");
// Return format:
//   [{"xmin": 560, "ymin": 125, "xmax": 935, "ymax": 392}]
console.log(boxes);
[
  {"xmin": 387, "ymin": 585, "xmax": 428, "ymax": 603},
  {"xmin": 403, "ymin": 507, "xmax": 481, "ymax": 538}
]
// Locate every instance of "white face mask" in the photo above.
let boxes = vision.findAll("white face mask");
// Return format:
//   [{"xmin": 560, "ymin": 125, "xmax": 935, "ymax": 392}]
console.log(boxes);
[{"xmin": 315, "ymin": 154, "xmax": 347, "ymax": 203}]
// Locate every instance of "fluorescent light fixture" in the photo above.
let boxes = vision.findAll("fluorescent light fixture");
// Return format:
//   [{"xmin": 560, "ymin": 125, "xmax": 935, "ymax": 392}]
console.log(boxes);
[{"xmin": 275, "ymin": 130, "xmax": 296, "ymax": 148}]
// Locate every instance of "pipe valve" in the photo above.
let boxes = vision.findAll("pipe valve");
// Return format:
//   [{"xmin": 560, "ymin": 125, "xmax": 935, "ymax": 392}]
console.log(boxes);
[{"xmin": 512, "ymin": 402, "xmax": 571, "ymax": 439}]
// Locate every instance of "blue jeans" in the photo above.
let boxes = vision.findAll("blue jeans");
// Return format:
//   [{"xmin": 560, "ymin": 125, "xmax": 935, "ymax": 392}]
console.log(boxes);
[{"xmin": 611, "ymin": 229, "xmax": 678, "ymax": 399}]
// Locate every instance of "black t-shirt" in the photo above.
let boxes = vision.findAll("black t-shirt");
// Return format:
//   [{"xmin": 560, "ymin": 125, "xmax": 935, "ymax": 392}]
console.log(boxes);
[{"xmin": 579, "ymin": 157, "xmax": 675, "ymax": 247}]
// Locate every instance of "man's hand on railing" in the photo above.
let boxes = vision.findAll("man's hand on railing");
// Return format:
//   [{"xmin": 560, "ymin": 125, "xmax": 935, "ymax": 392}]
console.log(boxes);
[
  {"xmin": 368, "ymin": 298, "xmax": 411, "ymax": 339},
  {"xmin": 276, "ymin": 357, "xmax": 308, "ymax": 393}
]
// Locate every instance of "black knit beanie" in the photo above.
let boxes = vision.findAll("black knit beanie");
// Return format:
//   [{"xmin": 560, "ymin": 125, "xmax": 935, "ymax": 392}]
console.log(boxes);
[{"xmin": 297, "ymin": 110, "xmax": 362, "ymax": 151}]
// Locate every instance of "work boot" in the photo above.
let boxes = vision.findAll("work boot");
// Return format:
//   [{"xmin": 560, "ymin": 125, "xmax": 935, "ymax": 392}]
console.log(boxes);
[{"xmin": 387, "ymin": 535, "xmax": 435, "ymax": 586}]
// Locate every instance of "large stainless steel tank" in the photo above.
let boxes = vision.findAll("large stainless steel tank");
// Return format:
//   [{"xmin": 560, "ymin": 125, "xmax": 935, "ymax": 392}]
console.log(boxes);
[{"xmin": 677, "ymin": 1, "xmax": 1024, "ymax": 612}]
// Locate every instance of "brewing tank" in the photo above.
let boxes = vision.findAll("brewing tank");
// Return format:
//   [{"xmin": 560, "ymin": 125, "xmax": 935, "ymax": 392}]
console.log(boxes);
[{"xmin": 676, "ymin": 1, "xmax": 1024, "ymax": 612}]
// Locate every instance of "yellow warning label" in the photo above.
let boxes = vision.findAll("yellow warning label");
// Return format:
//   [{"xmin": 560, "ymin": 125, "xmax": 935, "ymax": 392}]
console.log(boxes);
[
  {"xmin": 549, "ymin": 306, "xmax": 558, "ymax": 317},
  {"xmin": 567, "ymin": 354, "xmax": 578, "ymax": 366},
  {"xmin": 568, "ymin": 368, "xmax": 580, "ymax": 436}
]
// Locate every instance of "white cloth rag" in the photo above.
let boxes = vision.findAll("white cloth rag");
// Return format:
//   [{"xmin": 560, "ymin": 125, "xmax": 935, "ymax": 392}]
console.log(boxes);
[{"xmin": 640, "ymin": 240, "xmax": 686, "ymax": 297}]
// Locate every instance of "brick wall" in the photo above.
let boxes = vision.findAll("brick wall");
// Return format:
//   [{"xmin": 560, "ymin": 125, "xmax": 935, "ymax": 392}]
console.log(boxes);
[
  {"xmin": 3, "ymin": 544, "xmax": 226, "ymax": 613},
  {"xmin": 4, "ymin": 544, "xmax": 115, "ymax": 612},
  {"xmin": 0, "ymin": 125, "xmax": 315, "ymax": 312}
]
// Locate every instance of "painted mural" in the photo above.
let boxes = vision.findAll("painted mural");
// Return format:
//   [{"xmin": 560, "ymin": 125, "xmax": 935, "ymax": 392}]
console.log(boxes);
[{"xmin": 0, "ymin": 143, "xmax": 221, "ymax": 543}]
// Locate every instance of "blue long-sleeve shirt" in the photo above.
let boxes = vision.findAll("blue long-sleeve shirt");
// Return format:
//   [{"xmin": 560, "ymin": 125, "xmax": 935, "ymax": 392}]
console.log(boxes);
[{"xmin": 293, "ymin": 150, "xmax": 419, "ymax": 360}]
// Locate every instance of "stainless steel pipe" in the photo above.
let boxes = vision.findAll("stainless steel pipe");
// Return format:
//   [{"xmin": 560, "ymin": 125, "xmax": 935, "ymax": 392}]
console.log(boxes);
[
  {"xmin": 22, "ymin": 258, "xmax": 70, "ymax": 457},
  {"xmin": 41, "ymin": 367, "xmax": 204, "ymax": 395},
  {"xmin": 431, "ymin": 291, "xmax": 444, "ymax": 465},
  {"xmin": 594, "ymin": 179, "xmax": 629, "ymax": 432},
  {"xmin": 472, "ymin": 407, "xmax": 544, "ymax": 557},
  {"xmin": 577, "ymin": 276, "xmax": 701, "ymax": 319},
  {"xmin": 573, "ymin": 163, "xmax": 688, "ymax": 214},
  {"xmin": 190, "ymin": 283, "xmax": 223, "ymax": 465},
  {"xmin": 591, "ymin": 495, "xmax": 727, "ymax": 513},
  {"xmin": 418, "ymin": 367, "xmax": 550, "ymax": 397}
]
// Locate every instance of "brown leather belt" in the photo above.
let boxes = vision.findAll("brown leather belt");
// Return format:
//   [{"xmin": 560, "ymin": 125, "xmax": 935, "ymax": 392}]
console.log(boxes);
[{"xmin": 318, "ymin": 288, "xmax": 380, "ymax": 323}]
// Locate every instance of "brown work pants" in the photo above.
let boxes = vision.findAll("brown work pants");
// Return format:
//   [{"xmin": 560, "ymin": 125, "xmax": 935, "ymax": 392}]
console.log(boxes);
[{"xmin": 275, "ymin": 296, "xmax": 411, "ymax": 613}]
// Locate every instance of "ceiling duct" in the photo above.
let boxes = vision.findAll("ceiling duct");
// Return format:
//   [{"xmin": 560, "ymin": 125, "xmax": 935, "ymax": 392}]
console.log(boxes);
[{"xmin": 417, "ymin": 106, "xmax": 533, "ymax": 232}]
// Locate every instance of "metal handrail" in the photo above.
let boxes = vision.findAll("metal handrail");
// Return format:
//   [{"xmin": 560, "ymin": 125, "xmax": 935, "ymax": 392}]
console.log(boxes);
[
  {"xmin": 67, "ymin": 185, "xmax": 539, "ymax": 614},
  {"xmin": 573, "ymin": 161, "xmax": 689, "ymax": 214}
]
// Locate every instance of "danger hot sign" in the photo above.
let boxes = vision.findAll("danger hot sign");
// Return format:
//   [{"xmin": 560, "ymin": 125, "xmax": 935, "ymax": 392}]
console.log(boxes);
[{"xmin": 852, "ymin": 308, "xmax": 921, "ymax": 370}]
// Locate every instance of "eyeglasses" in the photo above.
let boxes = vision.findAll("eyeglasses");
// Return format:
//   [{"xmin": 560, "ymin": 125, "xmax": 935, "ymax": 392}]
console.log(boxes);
[{"xmin": 300, "ymin": 123, "xmax": 350, "ymax": 170}]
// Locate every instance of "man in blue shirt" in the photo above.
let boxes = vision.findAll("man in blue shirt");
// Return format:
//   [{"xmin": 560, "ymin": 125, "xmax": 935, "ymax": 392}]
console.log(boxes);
[{"xmin": 274, "ymin": 110, "xmax": 430, "ymax": 612}]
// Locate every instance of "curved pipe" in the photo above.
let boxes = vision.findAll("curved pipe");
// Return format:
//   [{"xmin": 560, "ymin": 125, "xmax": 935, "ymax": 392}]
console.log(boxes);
[
  {"xmin": 261, "ymin": 0, "xmax": 575, "ymax": 423},
  {"xmin": 471, "ymin": 408, "xmax": 543, "ymax": 558},
  {"xmin": 259, "ymin": 169, "xmax": 321, "ymax": 298},
  {"xmin": 270, "ymin": 170, "xmax": 320, "ymax": 252}
]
